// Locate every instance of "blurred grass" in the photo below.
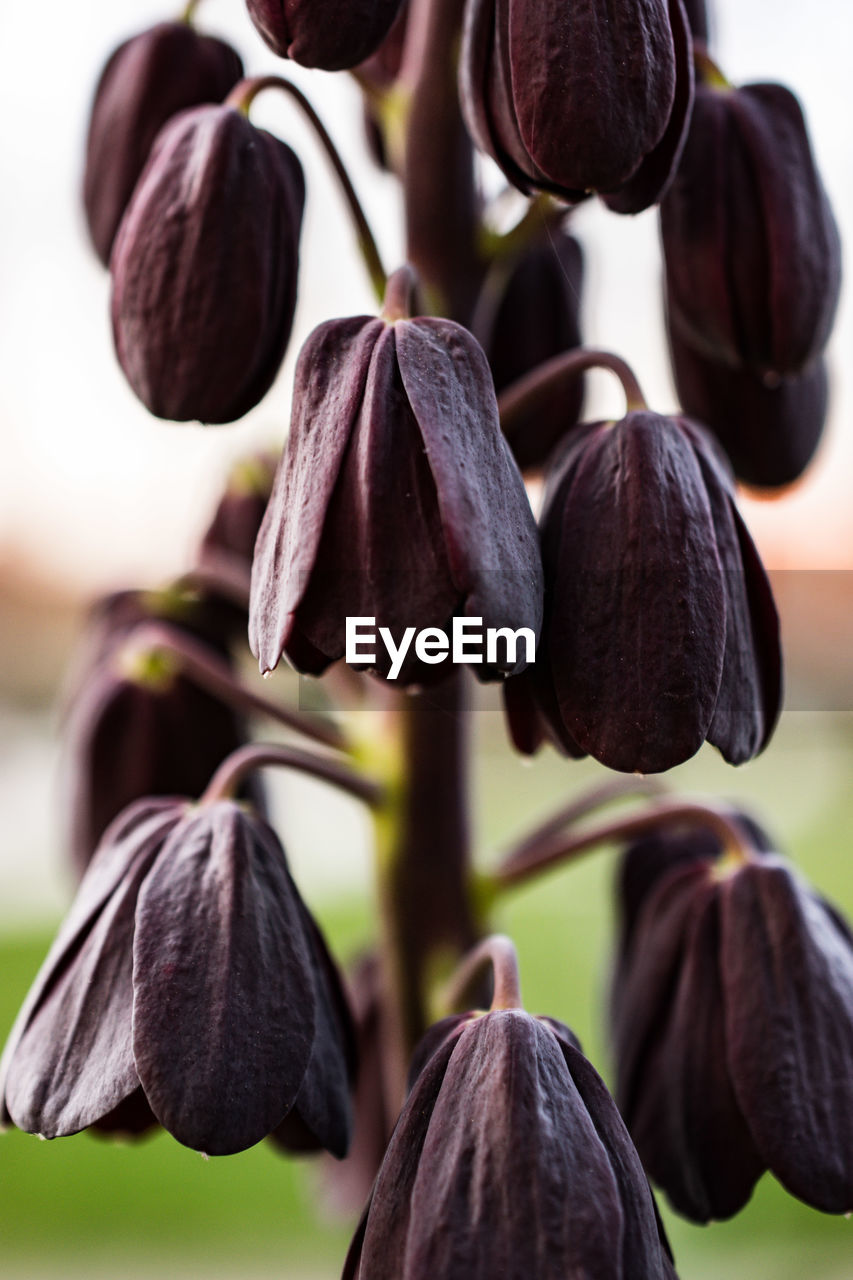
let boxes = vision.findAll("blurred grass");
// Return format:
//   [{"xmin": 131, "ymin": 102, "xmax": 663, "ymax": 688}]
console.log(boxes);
[{"xmin": 3, "ymin": 711, "xmax": 853, "ymax": 1277}]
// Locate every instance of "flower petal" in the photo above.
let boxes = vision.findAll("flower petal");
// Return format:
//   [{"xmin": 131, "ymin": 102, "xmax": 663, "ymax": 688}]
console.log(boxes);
[
  {"xmin": 2, "ymin": 801, "xmax": 182, "ymax": 1136},
  {"xmin": 721, "ymin": 860, "xmax": 853, "ymax": 1213},
  {"xmin": 132, "ymin": 803, "xmax": 316, "ymax": 1154}
]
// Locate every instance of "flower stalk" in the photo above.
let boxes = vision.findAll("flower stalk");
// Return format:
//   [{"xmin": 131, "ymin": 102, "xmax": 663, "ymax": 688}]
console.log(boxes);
[
  {"xmin": 225, "ymin": 75, "xmax": 387, "ymax": 300},
  {"xmin": 495, "ymin": 797, "xmax": 759, "ymax": 889}
]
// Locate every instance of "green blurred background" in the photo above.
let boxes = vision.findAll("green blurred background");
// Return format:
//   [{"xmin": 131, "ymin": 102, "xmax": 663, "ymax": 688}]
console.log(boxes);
[{"xmin": 3, "ymin": 705, "xmax": 853, "ymax": 1280}]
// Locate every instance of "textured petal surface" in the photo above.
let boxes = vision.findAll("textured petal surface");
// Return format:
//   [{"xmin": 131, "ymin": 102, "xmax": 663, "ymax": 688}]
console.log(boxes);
[
  {"xmin": 271, "ymin": 904, "xmax": 355, "ymax": 1158},
  {"xmin": 132, "ymin": 803, "xmax": 316, "ymax": 1154},
  {"xmin": 1, "ymin": 800, "xmax": 183, "ymax": 1136},
  {"xmin": 561, "ymin": 1041, "xmax": 675, "ymax": 1278},
  {"xmin": 640, "ymin": 890, "xmax": 763, "ymax": 1222},
  {"xmin": 402, "ymin": 1012, "xmax": 626, "ymax": 1279},
  {"xmin": 721, "ymin": 860, "xmax": 853, "ymax": 1213},
  {"xmin": 355, "ymin": 1035, "xmax": 460, "ymax": 1279},
  {"xmin": 84, "ymin": 23, "xmax": 242, "ymax": 265},
  {"xmin": 291, "ymin": 324, "xmax": 461, "ymax": 682},
  {"xmin": 602, "ymin": 0, "xmax": 694, "ymax": 214},
  {"xmin": 247, "ymin": 0, "xmax": 403, "ymax": 71},
  {"xmin": 507, "ymin": 0, "xmax": 676, "ymax": 194},
  {"xmin": 541, "ymin": 413, "xmax": 726, "ymax": 772},
  {"xmin": 662, "ymin": 82, "xmax": 841, "ymax": 376},
  {"xmin": 249, "ymin": 317, "xmax": 382, "ymax": 675},
  {"xmin": 680, "ymin": 419, "xmax": 780, "ymax": 763},
  {"xmin": 733, "ymin": 84, "xmax": 841, "ymax": 375},
  {"xmin": 613, "ymin": 862, "xmax": 711, "ymax": 1128},
  {"xmin": 396, "ymin": 317, "xmax": 543, "ymax": 674},
  {"xmin": 111, "ymin": 105, "xmax": 305, "ymax": 423}
]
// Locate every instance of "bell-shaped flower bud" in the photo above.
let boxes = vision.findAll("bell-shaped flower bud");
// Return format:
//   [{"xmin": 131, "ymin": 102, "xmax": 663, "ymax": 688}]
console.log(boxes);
[
  {"xmin": 111, "ymin": 103, "xmax": 305, "ymax": 423},
  {"xmin": 246, "ymin": 0, "xmax": 404, "ymax": 71},
  {"xmin": 1, "ymin": 798, "xmax": 354, "ymax": 1158},
  {"xmin": 506, "ymin": 411, "xmax": 781, "ymax": 773},
  {"xmin": 83, "ymin": 22, "xmax": 243, "ymax": 267},
  {"xmin": 661, "ymin": 78, "xmax": 841, "ymax": 378},
  {"xmin": 611, "ymin": 820, "xmax": 853, "ymax": 1220},
  {"xmin": 460, "ymin": 0, "xmax": 694, "ymax": 214},
  {"xmin": 344, "ymin": 1008, "xmax": 677, "ymax": 1278},
  {"xmin": 250, "ymin": 295, "xmax": 543, "ymax": 686},
  {"xmin": 199, "ymin": 453, "xmax": 277, "ymax": 572},
  {"xmin": 61, "ymin": 590, "xmax": 258, "ymax": 876},
  {"xmin": 475, "ymin": 229, "xmax": 584, "ymax": 471},
  {"xmin": 669, "ymin": 321, "xmax": 828, "ymax": 489}
]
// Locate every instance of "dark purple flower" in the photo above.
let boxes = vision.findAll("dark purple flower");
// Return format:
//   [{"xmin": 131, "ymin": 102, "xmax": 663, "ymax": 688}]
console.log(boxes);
[
  {"xmin": 1, "ymin": 798, "xmax": 353, "ymax": 1157},
  {"xmin": 669, "ymin": 320, "xmax": 828, "ymax": 490},
  {"xmin": 83, "ymin": 22, "xmax": 243, "ymax": 267},
  {"xmin": 661, "ymin": 79, "xmax": 841, "ymax": 378},
  {"xmin": 61, "ymin": 591, "xmax": 257, "ymax": 877},
  {"xmin": 249, "ymin": 310, "xmax": 543, "ymax": 685},
  {"xmin": 199, "ymin": 453, "xmax": 277, "ymax": 572},
  {"xmin": 505, "ymin": 411, "xmax": 781, "ymax": 772},
  {"xmin": 611, "ymin": 821, "xmax": 853, "ymax": 1220},
  {"xmin": 111, "ymin": 103, "xmax": 305, "ymax": 424},
  {"xmin": 460, "ymin": 0, "xmax": 694, "ymax": 214},
  {"xmin": 474, "ymin": 228, "xmax": 585, "ymax": 471},
  {"xmin": 246, "ymin": 0, "xmax": 404, "ymax": 71},
  {"xmin": 344, "ymin": 1009, "xmax": 676, "ymax": 1278}
]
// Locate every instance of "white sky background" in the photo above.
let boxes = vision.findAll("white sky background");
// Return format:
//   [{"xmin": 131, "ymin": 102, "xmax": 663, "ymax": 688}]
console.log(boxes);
[{"xmin": 0, "ymin": 0, "xmax": 851, "ymax": 592}]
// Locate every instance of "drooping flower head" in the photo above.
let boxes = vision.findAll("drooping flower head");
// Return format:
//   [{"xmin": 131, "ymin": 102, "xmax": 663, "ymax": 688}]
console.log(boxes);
[
  {"xmin": 345, "ymin": 987, "xmax": 677, "ymax": 1277},
  {"xmin": 246, "ymin": 0, "xmax": 405, "ymax": 71},
  {"xmin": 83, "ymin": 22, "xmax": 243, "ymax": 266},
  {"xmin": 506, "ymin": 409, "xmax": 781, "ymax": 773},
  {"xmin": 111, "ymin": 100, "xmax": 305, "ymax": 424},
  {"xmin": 250, "ymin": 271, "xmax": 543, "ymax": 686},
  {"xmin": 611, "ymin": 816, "xmax": 853, "ymax": 1220},
  {"xmin": 460, "ymin": 0, "xmax": 695, "ymax": 213},
  {"xmin": 1, "ymin": 795, "xmax": 354, "ymax": 1157},
  {"xmin": 661, "ymin": 74, "xmax": 841, "ymax": 379},
  {"xmin": 61, "ymin": 588, "xmax": 259, "ymax": 876}
]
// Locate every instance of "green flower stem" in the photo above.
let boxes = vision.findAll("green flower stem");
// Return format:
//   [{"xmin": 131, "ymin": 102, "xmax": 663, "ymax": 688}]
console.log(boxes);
[
  {"xmin": 478, "ymin": 194, "xmax": 563, "ymax": 263},
  {"xmin": 179, "ymin": 0, "xmax": 204, "ymax": 24},
  {"xmin": 225, "ymin": 75, "xmax": 387, "ymax": 301},
  {"xmin": 400, "ymin": 0, "xmax": 481, "ymax": 318},
  {"xmin": 373, "ymin": 676, "xmax": 479, "ymax": 1105},
  {"xmin": 201, "ymin": 742, "xmax": 385, "ymax": 808},
  {"xmin": 361, "ymin": 0, "xmax": 483, "ymax": 1107},
  {"xmin": 381, "ymin": 264, "xmax": 419, "ymax": 322},
  {"xmin": 124, "ymin": 622, "xmax": 347, "ymax": 752},
  {"xmin": 502, "ymin": 776, "xmax": 668, "ymax": 870},
  {"xmin": 493, "ymin": 797, "xmax": 758, "ymax": 891},
  {"xmin": 694, "ymin": 45, "xmax": 733, "ymax": 92},
  {"xmin": 498, "ymin": 347, "xmax": 649, "ymax": 442},
  {"xmin": 442, "ymin": 935, "xmax": 523, "ymax": 1014}
]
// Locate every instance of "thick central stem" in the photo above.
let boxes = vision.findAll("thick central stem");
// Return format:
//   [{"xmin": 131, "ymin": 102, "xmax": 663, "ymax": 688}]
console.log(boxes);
[
  {"xmin": 371, "ymin": 0, "xmax": 481, "ymax": 1098},
  {"xmin": 386, "ymin": 673, "xmax": 477, "ymax": 1062},
  {"xmin": 401, "ymin": 0, "xmax": 480, "ymax": 317}
]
